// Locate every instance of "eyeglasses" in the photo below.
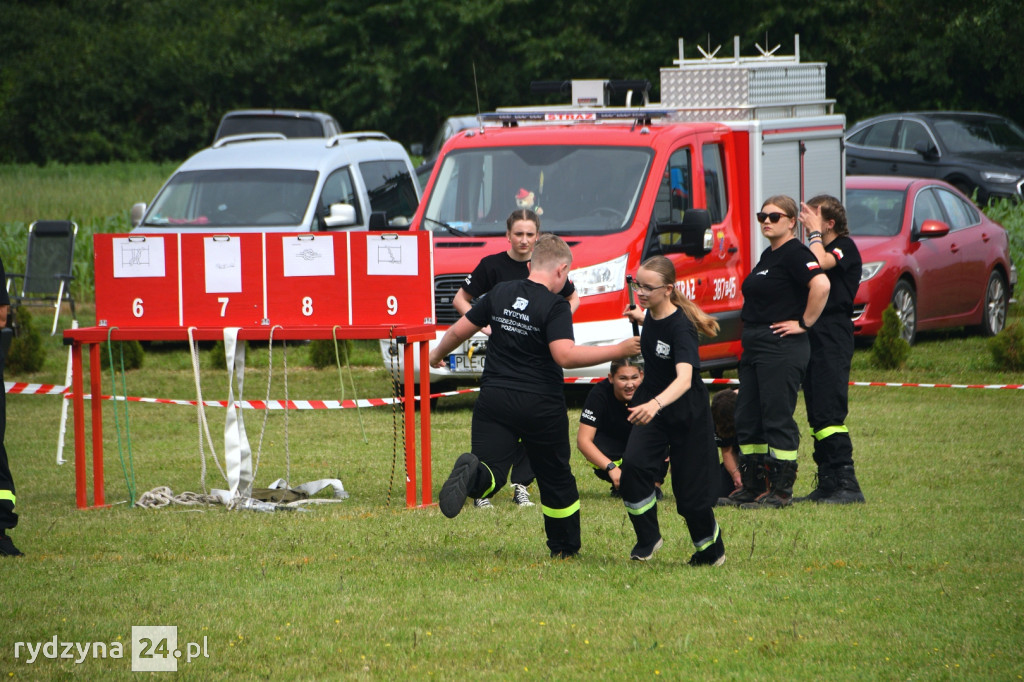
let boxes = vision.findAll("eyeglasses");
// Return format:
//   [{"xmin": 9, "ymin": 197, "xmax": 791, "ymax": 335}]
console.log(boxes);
[
  {"xmin": 757, "ymin": 211, "xmax": 790, "ymax": 224},
  {"xmin": 630, "ymin": 280, "xmax": 668, "ymax": 294}
]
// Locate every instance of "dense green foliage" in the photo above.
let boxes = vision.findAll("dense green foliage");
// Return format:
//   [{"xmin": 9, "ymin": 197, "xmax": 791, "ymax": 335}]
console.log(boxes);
[
  {"xmin": 1, "ymin": 0, "xmax": 1022, "ymax": 163},
  {"xmin": 870, "ymin": 305, "xmax": 910, "ymax": 369},
  {"xmin": 6, "ymin": 306, "xmax": 46, "ymax": 374},
  {"xmin": 988, "ymin": 322, "xmax": 1024, "ymax": 370}
]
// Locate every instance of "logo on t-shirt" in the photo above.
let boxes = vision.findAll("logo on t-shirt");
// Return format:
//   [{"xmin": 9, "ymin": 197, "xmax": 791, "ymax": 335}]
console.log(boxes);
[
  {"xmin": 581, "ymin": 408, "xmax": 596, "ymax": 424},
  {"xmin": 656, "ymin": 340, "xmax": 671, "ymax": 359},
  {"xmin": 755, "ymin": 269, "xmax": 768, "ymax": 276},
  {"xmin": 512, "ymin": 297, "xmax": 529, "ymax": 311},
  {"xmin": 806, "ymin": 261, "xmax": 821, "ymax": 271},
  {"xmin": 833, "ymin": 247, "xmax": 844, "ymax": 261}
]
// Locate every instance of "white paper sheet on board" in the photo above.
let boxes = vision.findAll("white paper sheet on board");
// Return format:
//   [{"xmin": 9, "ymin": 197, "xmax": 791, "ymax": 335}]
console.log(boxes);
[
  {"xmin": 283, "ymin": 235, "xmax": 335, "ymax": 277},
  {"xmin": 204, "ymin": 237, "xmax": 243, "ymax": 293},
  {"xmin": 113, "ymin": 237, "xmax": 165, "ymax": 278},
  {"xmin": 366, "ymin": 234, "xmax": 418, "ymax": 276}
]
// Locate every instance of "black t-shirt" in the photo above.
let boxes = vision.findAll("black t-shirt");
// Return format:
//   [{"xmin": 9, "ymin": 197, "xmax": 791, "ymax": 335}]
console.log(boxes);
[
  {"xmin": 741, "ymin": 239, "xmax": 824, "ymax": 324},
  {"xmin": 466, "ymin": 278, "xmax": 574, "ymax": 396},
  {"xmin": 462, "ymin": 251, "xmax": 575, "ymax": 300},
  {"xmin": 635, "ymin": 308, "xmax": 701, "ymax": 401},
  {"xmin": 579, "ymin": 379, "xmax": 632, "ymax": 450},
  {"xmin": 821, "ymin": 235, "xmax": 862, "ymax": 316}
]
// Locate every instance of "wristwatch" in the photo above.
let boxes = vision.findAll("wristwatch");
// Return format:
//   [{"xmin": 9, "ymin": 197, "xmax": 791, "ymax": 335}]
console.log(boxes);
[{"xmin": 605, "ymin": 462, "xmax": 618, "ymax": 472}]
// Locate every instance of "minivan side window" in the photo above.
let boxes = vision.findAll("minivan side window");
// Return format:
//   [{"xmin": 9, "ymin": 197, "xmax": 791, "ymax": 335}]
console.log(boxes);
[
  {"xmin": 319, "ymin": 167, "xmax": 361, "ymax": 229},
  {"xmin": 360, "ymin": 160, "xmax": 419, "ymax": 226},
  {"xmin": 703, "ymin": 143, "xmax": 728, "ymax": 224}
]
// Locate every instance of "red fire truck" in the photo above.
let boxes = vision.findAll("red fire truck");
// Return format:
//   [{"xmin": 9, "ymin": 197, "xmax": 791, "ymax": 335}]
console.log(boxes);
[{"xmin": 387, "ymin": 36, "xmax": 845, "ymax": 390}]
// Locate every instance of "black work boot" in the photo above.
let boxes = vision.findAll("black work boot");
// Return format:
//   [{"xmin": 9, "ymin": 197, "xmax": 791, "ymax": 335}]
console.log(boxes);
[
  {"xmin": 794, "ymin": 465, "xmax": 838, "ymax": 503},
  {"xmin": 0, "ymin": 530, "xmax": 24, "ymax": 557},
  {"xmin": 741, "ymin": 459, "xmax": 798, "ymax": 509},
  {"xmin": 820, "ymin": 464, "xmax": 866, "ymax": 504},
  {"xmin": 716, "ymin": 454, "xmax": 766, "ymax": 506}
]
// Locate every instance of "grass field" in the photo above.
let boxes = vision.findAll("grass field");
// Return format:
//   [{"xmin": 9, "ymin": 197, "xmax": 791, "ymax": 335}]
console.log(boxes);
[
  {"xmin": 1, "ymin": 303, "xmax": 1022, "ymax": 679},
  {"xmin": 1, "ymin": 164, "xmax": 1023, "ymax": 679}
]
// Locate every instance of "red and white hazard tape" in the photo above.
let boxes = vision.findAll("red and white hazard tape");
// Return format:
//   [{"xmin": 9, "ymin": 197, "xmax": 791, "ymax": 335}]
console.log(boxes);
[{"xmin": 6, "ymin": 377, "xmax": 1022, "ymax": 411}]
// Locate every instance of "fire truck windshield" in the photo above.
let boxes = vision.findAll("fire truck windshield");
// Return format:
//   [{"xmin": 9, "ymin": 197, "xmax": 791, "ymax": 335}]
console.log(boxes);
[{"xmin": 422, "ymin": 145, "xmax": 653, "ymax": 236}]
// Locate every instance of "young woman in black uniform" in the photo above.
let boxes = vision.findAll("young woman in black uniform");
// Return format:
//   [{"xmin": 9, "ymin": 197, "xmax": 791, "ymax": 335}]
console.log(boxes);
[
  {"xmin": 431, "ymin": 235, "xmax": 639, "ymax": 558},
  {"xmin": 796, "ymin": 195, "xmax": 865, "ymax": 504},
  {"xmin": 620, "ymin": 256, "xmax": 725, "ymax": 565},
  {"xmin": 453, "ymin": 209, "xmax": 579, "ymax": 508},
  {"xmin": 725, "ymin": 195, "xmax": 830, "ymax": 508}
]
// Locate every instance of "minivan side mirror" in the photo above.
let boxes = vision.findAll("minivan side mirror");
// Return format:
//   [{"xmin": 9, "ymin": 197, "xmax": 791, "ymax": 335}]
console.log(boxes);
[
  {"xmin": 130, "ymin": 203, "xmax": 147, "ymax": 228},
  {"xmin": 323, "ymin": 203, "xmax": 357, "ymax": 228},
  {"xmin": 655, "ymin": 209, "xmax": 713, "ymax": 257}
]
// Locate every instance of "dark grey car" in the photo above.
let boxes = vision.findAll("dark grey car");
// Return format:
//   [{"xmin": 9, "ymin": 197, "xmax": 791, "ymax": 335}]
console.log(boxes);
[
  {"xmin": 845, "ymin": 112, "xmax": 1024, "ymax": 204},
  {"xmin": 214, "ymin": 109, "xmax": 342, "ymax": 143}
]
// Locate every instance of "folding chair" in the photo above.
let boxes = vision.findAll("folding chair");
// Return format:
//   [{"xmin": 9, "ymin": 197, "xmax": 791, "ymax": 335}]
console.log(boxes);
[{"xmin": 5, "ymin": 220, "xmax": 78, "ymax": 335}]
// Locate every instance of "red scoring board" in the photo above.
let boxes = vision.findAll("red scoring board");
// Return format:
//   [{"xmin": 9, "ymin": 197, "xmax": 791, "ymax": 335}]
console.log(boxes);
[{"xmin": 93, "ymin": 231, "xmax": 434, "ymax": 329}]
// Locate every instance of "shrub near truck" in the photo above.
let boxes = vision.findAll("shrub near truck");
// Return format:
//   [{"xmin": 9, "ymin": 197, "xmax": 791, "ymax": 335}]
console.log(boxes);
[{"xmin": 386, "ymin": 37, "xmax": 847, "ymax": 389}]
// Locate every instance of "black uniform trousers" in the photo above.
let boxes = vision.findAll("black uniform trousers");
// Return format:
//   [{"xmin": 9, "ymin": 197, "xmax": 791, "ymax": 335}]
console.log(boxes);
[
  {"xmin": 619, "ymin": 382, "xmax": 719, "ymax": 552},
  {"xmin": 804, "ymin": 312, "xmax": 855, "ymax": 468},
  {"xmin": 735, "ymin": 324, "xmax": 809, "ymax": 461},
  {"xmin": 0, "ymin": 329, "xmax": 16, "ymax": 531},
  {"xmin": 469, "ymin": 387, "xmax": 580, "ymax": 554},
  {"xmin": 590, "ymin": 432, "xmax": 668, "ymax": 485}
]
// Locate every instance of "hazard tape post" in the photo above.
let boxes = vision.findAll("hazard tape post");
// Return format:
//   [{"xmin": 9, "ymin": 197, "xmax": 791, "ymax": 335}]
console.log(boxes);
[{"xmin": 63, "ymin": 231, "xmax": 436, "ymax": 510}]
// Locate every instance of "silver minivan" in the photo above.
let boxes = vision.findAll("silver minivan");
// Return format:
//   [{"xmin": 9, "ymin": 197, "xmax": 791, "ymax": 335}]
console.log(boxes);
[{"xmin": 131, "ymin": 133, "xmax": 420, "ymax": 234}]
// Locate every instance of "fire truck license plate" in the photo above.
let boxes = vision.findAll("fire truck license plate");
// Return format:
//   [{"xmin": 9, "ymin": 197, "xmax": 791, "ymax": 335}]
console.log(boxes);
[{"xmin": 448, "ymin": 353, "xmax": 485, "ymax": 373}]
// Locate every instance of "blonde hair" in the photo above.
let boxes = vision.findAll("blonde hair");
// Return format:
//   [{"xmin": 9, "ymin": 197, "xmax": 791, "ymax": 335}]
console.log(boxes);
[
  {"xmin": 531, "ymin": 233, "xmax": 572, "ymax": 271},
  {"xmin": 639, "ymin": 256, "xmax": 719, "ymax": 338}
]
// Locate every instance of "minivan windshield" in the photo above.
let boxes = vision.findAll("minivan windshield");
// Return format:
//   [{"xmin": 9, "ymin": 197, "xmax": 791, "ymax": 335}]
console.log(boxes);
[
  {"xmin": 423, "ymin": 146, "xmax": 654, "ymax": 236},
  {"xmin": 144, "ymin": 169, "xmax": 317, "ymax": 228}
]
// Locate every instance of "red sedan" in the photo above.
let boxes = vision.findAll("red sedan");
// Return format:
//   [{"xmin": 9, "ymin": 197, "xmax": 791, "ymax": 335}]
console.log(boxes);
[{"xmin": 846, "ymin": 175, "xmax": 1015, "ymax": 344}]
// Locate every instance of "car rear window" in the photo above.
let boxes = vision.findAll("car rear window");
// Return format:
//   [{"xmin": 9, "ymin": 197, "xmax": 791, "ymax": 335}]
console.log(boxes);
[{"xmin": 218, "ymin": 116, "xmax": 324, "ymax": 140}]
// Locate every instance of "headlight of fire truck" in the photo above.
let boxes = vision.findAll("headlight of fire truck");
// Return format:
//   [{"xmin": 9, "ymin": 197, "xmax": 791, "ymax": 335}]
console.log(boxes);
[{"xmin": 569, "ymin": 254, "xmax": 628, "ymax": 297}]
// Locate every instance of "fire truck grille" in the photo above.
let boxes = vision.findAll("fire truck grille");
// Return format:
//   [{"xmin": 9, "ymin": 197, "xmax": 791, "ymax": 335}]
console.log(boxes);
[{"xmin": 434, "ymin": 274, "xmax": 468, "ymax": 324}]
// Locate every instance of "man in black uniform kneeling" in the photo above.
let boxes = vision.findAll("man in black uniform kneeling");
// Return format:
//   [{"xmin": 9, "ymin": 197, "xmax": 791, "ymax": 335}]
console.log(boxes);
[{"xmin": 430, "ymin": 234, "xmax": 640, "ymax": 558}]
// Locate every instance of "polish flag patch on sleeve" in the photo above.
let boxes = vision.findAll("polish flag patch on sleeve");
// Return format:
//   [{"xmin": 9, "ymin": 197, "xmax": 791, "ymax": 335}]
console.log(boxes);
[
  {"xmin": 832, "ymin": 247, "xmax": 844, "ymax": 261},
  {"xmin": 806, "ymin": 261, "xmax": 821, "ymax": 271}
]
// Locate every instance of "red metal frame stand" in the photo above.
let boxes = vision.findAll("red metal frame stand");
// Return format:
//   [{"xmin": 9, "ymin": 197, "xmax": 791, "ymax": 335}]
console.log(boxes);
[{"xmin": 63, "ymin": 325, "xmax": 435, "ymax": 510}]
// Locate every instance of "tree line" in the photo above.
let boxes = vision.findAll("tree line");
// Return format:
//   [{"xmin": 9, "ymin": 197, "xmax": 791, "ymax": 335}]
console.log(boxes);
[{"xmin": 1, "ymin": 0, "xmax": 1020, "ymax": 165}]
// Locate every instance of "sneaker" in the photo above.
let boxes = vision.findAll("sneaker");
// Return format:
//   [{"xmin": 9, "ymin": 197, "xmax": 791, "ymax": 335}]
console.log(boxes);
[
  {"xmin": 740, "ymin": 491, "xmax": 792, "ymax": 509},
  {"xmin": 0, "ymin": 531, "xmax": 24, "ymax": 557},
  {"xmin": 473, "ymin": 497, "xmax": 494, "ymax": 508},
  {"xmin": 630, "ymin": 537, "xmax": 663, "ymax": 561},
  {"xmin": 439, "ymin": 452, "xmax": 479, "ymax": 519},
  {"xmin": 688, "ymin": 533, "xmax": 725, "ymax": 567},
  {"xmin": 511, "ymin": 483, "xmax": 535, "ymax": 507}
]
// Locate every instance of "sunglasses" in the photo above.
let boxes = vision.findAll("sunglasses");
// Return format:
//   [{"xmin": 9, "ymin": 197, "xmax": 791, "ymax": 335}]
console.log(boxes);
[
  {"xmin": 629, "ymin": 280, "xmax": 668, "ymax": 294},
  {"xmin": 757, "ymin": 211, "xmax": 790, "ymax": 224}
]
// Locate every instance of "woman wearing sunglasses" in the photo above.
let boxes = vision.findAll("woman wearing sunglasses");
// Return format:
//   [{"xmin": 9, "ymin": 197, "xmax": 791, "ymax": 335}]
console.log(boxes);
[{"xmin": 721, "ymin": 196, "xmax": 830, "ymax": 509}]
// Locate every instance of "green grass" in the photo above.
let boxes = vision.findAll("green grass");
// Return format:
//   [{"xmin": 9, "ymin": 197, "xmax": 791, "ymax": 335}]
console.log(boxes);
[
  {"xmin": 2, "ymin": 306, "xmax": 1023, "ymax": 679},
  {"xmin": 2, "ymin": 164, "xmax": 1023, "ymax": 678}
]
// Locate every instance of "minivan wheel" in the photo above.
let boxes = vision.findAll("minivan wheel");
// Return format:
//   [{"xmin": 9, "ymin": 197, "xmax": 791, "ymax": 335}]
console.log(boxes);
[{"xmin": 891, "ymin": 280, "xmax": 917, "ymax": 346}]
